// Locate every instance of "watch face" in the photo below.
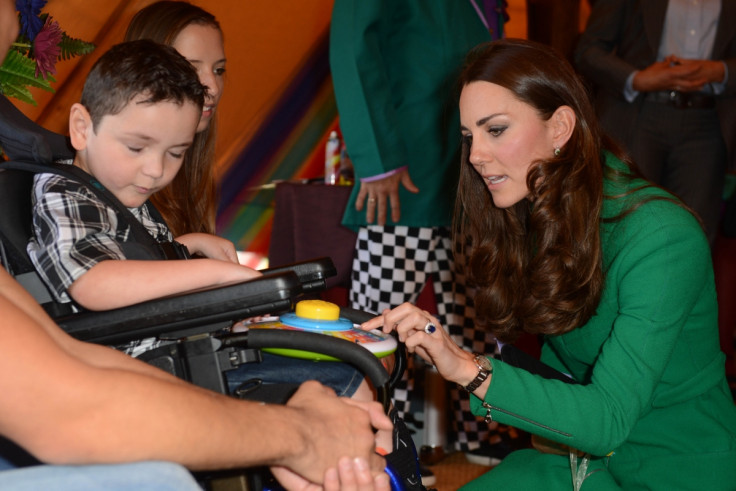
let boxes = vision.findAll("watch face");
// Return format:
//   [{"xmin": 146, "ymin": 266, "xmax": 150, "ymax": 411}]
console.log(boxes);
[{"xmin": 475, "ymin": 354, "xmax": 492, "ymax": 371}]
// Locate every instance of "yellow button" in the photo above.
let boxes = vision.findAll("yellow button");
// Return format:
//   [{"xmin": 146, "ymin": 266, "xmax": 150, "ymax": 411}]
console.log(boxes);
[{"xmin": 294, "ymin": 299, "xmax": 340, "ymax": 320}]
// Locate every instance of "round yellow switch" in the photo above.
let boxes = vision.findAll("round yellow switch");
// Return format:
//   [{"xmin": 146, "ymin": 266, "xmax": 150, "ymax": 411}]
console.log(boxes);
[{"xmin": 294, "ymin": 299, "xmax": 340, "ymax": 321}]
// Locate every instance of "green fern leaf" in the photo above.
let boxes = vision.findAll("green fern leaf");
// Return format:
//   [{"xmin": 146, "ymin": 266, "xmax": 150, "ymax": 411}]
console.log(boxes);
[
  {"xmin": 1, "ymin": 72, "xmax": 56, "ymax": 91},
  {"xmin": 0, "ymin": 83, "xmax": 39, "ymax": 106},
  {"xmin": 0, "ymin": 50, "xmax": 55, "ymax": 90},
  {"xmin": 0, "ymin": 49, "xmax": 37, "ymax": 80},
  {"xmin": 0, "ymin": 49, "xmax": 56, "ymax": 104},
  {"xmin": 58, "ymin": 34, "xmax": 95, "ymax": 61}
]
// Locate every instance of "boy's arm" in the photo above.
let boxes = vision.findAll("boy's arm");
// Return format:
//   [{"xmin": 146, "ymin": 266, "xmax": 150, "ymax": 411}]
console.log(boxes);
[
  {"xmin": 0, "ymin": 269, "xmax": 390, "ymax": 482},
  {"xmin": 31, "ymin": 178, "xmax": 260, "ymax": 310},
  {"xmin": 69, "ymin": 258, "xmax": 261, "ymax": 310}
]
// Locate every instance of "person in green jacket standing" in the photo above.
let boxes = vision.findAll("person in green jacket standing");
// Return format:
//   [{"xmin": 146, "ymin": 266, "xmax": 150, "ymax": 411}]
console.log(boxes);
[
  {"xmin": 362, "ymin": 38, "xmax": 736, "ymax": 490},
  {"xmin": 329, "ymin": 0, "xmax": 517, "ymax": 466}
]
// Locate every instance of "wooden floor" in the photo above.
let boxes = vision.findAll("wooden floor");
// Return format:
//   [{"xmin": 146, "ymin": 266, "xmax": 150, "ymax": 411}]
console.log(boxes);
[{"xmin": 425, "ymin": 452, "xmax": 491, "ymax": 491}]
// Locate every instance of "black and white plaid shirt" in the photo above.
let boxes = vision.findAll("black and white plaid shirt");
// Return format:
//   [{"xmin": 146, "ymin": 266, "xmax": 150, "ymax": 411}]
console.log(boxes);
[{"xmin": 27, "ymin": 172, "xmax": 173, "ymax": 356}]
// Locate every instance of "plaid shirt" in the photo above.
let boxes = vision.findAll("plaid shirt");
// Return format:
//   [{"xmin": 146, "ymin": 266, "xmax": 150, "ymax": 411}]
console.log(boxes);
[{"xmin": 27, "ymin": 172, "xmax": 173, "ymax": 356}]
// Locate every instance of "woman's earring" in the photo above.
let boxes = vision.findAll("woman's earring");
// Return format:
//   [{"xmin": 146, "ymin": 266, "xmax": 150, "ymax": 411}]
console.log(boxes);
[{"xmin": 554, "ymin": 147, "xmax": 561, "ymax": 157}]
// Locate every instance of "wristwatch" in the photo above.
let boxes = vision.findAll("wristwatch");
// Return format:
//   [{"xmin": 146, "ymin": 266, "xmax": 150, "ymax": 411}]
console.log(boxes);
[{"xmin": 461, "ymin": 353, "xmax": 493, "ymax": 392}]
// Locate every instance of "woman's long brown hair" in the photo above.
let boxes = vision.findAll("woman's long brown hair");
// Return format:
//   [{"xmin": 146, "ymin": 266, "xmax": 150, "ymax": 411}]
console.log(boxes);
[
  {"xmin": 125, "ymin": 1, "xmax": 221, "ymax": 236},
  {"xmin": 454, "ymin": 39, "xmax": 612, "ymax": 342}
]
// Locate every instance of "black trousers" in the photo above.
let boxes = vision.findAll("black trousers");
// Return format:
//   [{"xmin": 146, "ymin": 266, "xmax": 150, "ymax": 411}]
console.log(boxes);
[{"xmin": 630, "ymin": 101, "xmax": 726, "ymax": 244}]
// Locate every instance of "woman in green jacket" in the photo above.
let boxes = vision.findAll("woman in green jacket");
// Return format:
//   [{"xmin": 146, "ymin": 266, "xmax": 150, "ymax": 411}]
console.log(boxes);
[{"xmin": 362, "ymin": 38, "xmax": 736, "ymax": 490}]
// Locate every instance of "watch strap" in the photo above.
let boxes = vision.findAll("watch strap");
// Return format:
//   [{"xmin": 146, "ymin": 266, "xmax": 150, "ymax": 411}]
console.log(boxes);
[{"xmin": 462, "ymin": 353, "xmax": 492, "ymax": 392}]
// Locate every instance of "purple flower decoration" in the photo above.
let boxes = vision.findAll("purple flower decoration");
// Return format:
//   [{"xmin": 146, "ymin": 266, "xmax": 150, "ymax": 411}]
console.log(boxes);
[
  {"xmin": 16, "ymin": 0, "xmax": 47, "ymax": 41},
  {"xmin": 33, "ymin": 16, "xmax": 61, "ymax": 79}
]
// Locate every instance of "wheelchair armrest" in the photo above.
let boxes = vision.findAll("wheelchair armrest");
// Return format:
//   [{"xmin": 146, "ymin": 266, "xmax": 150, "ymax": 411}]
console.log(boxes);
[
  {"xmin": 58, "ymin": 271, "xmax": 302, "ymax": 345},
  {"xmin": 340, "ymin": 306, "xmax": 407, "ymax": 391},
  {"xmin": 259, "ymin": 257, "xmax": 336, "ymax": 293}
]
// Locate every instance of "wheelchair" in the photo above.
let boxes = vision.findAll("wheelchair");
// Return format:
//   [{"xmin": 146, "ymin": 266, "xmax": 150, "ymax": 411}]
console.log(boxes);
[{"xmin": 0, "ymin": 96, "xmax": 418, "ymax": 490}]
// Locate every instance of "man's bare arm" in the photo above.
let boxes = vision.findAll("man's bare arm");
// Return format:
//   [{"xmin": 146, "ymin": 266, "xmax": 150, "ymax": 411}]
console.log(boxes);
[{"xmin": 0, "ymin": 270, "xmax": 390, "ymax": 484}]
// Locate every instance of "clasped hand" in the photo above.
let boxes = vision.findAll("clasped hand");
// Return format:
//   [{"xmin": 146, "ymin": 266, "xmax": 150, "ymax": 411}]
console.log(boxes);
[{"xmin": 633, "ymin": 55, "xmax": 725, "ymax": 93}]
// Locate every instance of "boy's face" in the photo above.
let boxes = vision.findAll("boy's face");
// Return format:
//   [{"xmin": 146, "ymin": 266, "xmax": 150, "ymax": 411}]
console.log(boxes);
[{"xmin": 69, "ymin": 95, "xmax": 200, "ymax": 208}]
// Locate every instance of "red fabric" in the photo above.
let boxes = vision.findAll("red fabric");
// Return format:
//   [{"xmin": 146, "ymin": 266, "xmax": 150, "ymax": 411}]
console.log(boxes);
[
  {"xmin": 713, "ymin": 234, "xmax": 736, "ymax": 378},
  {"xmin": 269, "ymin": 182, "xmax": 357, "ymax": 290}
]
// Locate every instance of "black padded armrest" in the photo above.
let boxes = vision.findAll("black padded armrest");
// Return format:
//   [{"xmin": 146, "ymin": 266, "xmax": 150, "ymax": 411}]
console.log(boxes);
[
  {"xmin": 259, "ymin": 256, "xmax": 336, "ymax": 293},
  {"xmin": 59, "ymin": 271, "xmax": 301, "ymax": 345}
]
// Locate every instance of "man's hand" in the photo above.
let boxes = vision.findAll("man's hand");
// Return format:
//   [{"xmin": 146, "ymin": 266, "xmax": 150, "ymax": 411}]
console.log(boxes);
[
  {"xmin": 355, "ymin": 170, "xmax": 419, "ymax": 225},
  {"xmin": 668, "ymin": 57, "xmax": 726, "ymax": 91},
  {"xmin": 277, "ymin": 381, "xmax": 392, "ymax": 486},
  {"xmin": 632, "ymin": 56, "xmax": 718, "ymax": 93}
]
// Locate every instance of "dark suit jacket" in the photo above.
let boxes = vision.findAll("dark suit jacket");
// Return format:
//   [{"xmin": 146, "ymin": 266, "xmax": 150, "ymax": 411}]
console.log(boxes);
[{"xmin": 575, "ymin": 0, "xmax": 736, "ymax": 170}]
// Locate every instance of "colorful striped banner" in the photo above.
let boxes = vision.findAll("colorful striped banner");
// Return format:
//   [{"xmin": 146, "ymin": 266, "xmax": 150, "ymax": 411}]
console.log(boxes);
[{"xmin": 216, "ymin": 31, "xmax": 339, "ymax": 259}]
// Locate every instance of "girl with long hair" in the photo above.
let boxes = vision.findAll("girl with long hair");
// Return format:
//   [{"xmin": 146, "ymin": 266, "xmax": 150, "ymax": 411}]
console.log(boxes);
[{"xmin": 125, "ymin": 1, "xmax": 221, "ymax": 237}]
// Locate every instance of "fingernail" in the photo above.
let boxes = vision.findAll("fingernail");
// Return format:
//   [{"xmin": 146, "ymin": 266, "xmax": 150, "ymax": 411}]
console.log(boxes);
[{"xmin": 354, "ymin": 457, "xmax": 368, "ymax": 471}]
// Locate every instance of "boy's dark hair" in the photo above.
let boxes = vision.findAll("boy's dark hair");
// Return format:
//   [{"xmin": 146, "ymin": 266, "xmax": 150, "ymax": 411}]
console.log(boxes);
[{"xmin": 81, "ymin": 39, "xmax": 205, "ymax": 129}]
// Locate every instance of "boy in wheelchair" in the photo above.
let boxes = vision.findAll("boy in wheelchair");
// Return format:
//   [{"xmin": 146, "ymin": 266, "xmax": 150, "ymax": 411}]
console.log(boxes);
[
  {"xmin": 25, "ymin": 39, "xmax": 365, "ymax": 399},
  {"xmin": 20, "ymin": 39, "xmax": 426, "ymax": 489}
]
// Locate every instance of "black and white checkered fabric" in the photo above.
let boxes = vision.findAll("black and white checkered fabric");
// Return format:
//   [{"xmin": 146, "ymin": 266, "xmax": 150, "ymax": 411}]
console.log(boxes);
[{"xmin": 350, "ymin": 225, "xmax": 500, "ymax": 451}]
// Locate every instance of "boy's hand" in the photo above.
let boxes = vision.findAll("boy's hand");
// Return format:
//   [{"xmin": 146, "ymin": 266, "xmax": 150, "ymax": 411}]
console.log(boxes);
[
  {"xmin": 176, "ymin": 233, "xmax": 239, "ymax": 263},
  {"xmin": 271, "ymin": 456, "xmax": 390, "ymax": 491}
]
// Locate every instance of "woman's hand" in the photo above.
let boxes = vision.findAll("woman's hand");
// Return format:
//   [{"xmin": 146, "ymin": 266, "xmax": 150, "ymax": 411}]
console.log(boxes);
[
  {"xmin": 176, "ymin": 233, "xmax": 239, "ymax": 263},
  {"xmin": 360, "ymin": 303, "xmax": 479, "ymax": 388}
]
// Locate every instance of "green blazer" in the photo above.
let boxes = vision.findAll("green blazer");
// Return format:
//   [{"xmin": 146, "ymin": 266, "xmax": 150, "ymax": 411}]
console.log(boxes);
[
  {"xmin": 329, "ymin": 0, "xmax": 490, "ymax": 229},
  {"xmin": 467, "ymin": 154, "xmax": 736, "ymax": 490}
]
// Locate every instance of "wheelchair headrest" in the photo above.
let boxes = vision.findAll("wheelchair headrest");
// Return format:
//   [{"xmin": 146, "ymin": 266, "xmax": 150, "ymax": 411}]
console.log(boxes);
[
  {"xmin": 0, "ymin": 167, "xmax": 34, "ymax": 274},
  {"xmin": 0, "ymin": 96, "xmax": 74, "ymax": 163}
]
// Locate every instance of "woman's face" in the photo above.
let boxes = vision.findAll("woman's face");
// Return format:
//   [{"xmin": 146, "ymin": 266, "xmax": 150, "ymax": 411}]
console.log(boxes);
[
  {"xmin": 460, "ymin": 81, "xmax": 556, "ymax": 209},
  {"xmin": 173, "ymin": 23, "xmax": 226, "ymax": 133}
]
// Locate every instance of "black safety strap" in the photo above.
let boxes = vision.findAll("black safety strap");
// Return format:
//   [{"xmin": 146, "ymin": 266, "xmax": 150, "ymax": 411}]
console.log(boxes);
[{"xmin": 0, "ymin": 160, "xmax": 190, "ymax": 260}]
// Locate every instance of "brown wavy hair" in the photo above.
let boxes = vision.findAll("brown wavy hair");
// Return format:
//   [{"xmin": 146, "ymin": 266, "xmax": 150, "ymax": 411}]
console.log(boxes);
[
  {"xmin": 454, "ymin": 39, "xmax": 615, "ymax": 342},
  {"xmin": 125, "ymin": 1, "xmax": 221, "ymax": 236}
]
